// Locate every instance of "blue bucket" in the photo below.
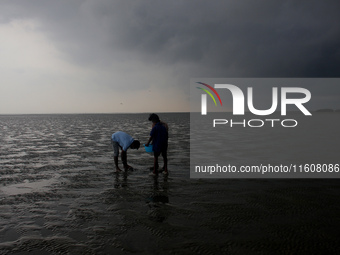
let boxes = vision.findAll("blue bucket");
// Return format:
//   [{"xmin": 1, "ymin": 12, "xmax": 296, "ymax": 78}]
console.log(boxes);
[{"xmin": 144, "ymin": 144, "xmax": 153, "ymax": 153}]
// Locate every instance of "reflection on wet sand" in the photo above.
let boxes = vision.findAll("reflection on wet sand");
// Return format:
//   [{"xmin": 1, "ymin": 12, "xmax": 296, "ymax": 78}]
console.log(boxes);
[
  {"xmin": 0, "ymin": 114, "xmax": 339, "ymax": 254},
  {"xmin": 146, "ymin": 175, "xmax": 170, "ymax": 223}
]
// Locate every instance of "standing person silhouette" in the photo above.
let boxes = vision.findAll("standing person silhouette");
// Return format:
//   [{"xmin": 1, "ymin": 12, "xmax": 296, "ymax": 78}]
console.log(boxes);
[{"xmin": 146, "ymin": 114, "xmax": 168, "ymax": 175}]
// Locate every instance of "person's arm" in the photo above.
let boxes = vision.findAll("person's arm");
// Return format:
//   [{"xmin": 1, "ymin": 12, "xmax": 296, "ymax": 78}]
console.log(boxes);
[
  {"xmin": 161, "ymin": 121, "xmax": 169, "ymax": 132},
  {"xmin": 146, "ymin": 126, "xmax": 155, "ymax": 146},
  {"xmin": 145, "ymin": 136, "xmax": 153, "ymax": 147}
]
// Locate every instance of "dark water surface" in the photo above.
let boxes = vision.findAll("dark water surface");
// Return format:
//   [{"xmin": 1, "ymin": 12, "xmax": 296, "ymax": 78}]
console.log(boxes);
[{"xmin": 0, "ymin": 113, "xmax": 339, "ymax": 254}]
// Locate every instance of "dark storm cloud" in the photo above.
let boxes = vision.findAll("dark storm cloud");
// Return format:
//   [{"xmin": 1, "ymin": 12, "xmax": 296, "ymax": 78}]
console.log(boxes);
[
  {"xmin": 2, "ymin": 0, "xmax": 340, "ymax": 78},
  {"xmin": 91, "ymin": 0, "xmax": 340, "ymax": 77}
]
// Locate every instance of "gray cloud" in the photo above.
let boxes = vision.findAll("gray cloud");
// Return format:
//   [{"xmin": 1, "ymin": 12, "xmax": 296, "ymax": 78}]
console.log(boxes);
[
  {"xmin": 1, "ymin": 0, "xmax": 340, "ymax": 113},
  {"xmin": 2, "ymin": 0, "xmax": 340, "ymax": 75}
]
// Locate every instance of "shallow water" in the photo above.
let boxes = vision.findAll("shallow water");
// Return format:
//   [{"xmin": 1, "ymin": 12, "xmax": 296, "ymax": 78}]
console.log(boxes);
[{"xmin": 0, "ymin": 113, "xmax": 339, "ymax": 254}]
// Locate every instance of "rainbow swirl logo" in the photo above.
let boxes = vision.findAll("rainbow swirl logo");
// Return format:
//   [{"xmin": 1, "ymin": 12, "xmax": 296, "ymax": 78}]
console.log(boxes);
[{"xmin": 196, "ymin": 82, "xmax": 222, "ymax": 115}]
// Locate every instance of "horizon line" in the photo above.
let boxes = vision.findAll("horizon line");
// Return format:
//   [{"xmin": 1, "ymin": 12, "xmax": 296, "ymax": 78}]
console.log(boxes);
[{"xmin": 0, "ymin": 111, "xmax": 189, "ymax": 115}]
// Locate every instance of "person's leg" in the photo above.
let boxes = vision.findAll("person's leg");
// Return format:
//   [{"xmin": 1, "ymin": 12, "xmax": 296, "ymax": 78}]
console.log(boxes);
[
  {"xmin": 114, "ymin": 156, "xmax": 119, "ymax": 170},
  {"xmin": 153, "ymin": 152, "xmax": 160, "ymax": 174},
  {"xmin": 150, "ymin": 151, "xmax": 159, "ymax": 171},
  {"xmin": 121, "ymin": 150, "xmax": 131, "ymax": 170},
  {"xmin": 162, "ymin": 150, "xmax": 168, "ymax": 174},
  {"xmin": 150, "ymin": 163, "xmax": 159, "ymax": 171},
  {"xmin": 112, "ymin": 141, "xmax": 121, "ymax": 172}
]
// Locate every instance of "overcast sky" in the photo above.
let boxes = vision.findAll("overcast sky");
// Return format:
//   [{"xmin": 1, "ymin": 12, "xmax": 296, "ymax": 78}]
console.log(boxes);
[{"xmin": 1, "ymin": 0, "xmax": 339, "ymax": 114}]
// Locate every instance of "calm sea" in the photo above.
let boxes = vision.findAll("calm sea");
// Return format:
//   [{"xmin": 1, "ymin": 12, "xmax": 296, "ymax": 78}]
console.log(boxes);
[{"xmin": 0, "ymin": 113, "xmax": 339, "ymax": 254}]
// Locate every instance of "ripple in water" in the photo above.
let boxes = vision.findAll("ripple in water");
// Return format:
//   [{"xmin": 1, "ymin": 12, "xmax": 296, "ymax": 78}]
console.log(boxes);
[{"xmin": 0, "ymin": 113, "xmax": 339, "ymax": 254}]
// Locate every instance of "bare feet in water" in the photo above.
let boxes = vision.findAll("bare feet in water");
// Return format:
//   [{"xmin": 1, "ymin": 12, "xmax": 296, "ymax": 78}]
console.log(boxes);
[{"xmin": 124, "ymin": 164, "xmax": 133, "ymax": 171}]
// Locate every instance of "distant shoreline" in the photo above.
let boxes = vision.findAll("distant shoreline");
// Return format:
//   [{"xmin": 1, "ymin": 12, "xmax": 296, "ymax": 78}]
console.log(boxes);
[
  {"xmin": 1, "ymin": 110, "xmax": 339, "ymax": 116},
  {"xmin": 0, "ymin": 112, "xmax": 190, "ymax": 116}
]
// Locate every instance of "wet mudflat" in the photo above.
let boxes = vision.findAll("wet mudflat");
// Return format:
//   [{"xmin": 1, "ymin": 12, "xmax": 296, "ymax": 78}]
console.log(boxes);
[{"xmin": 0, "ymin": 113, "xmax": 339, "ymax": 254}]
